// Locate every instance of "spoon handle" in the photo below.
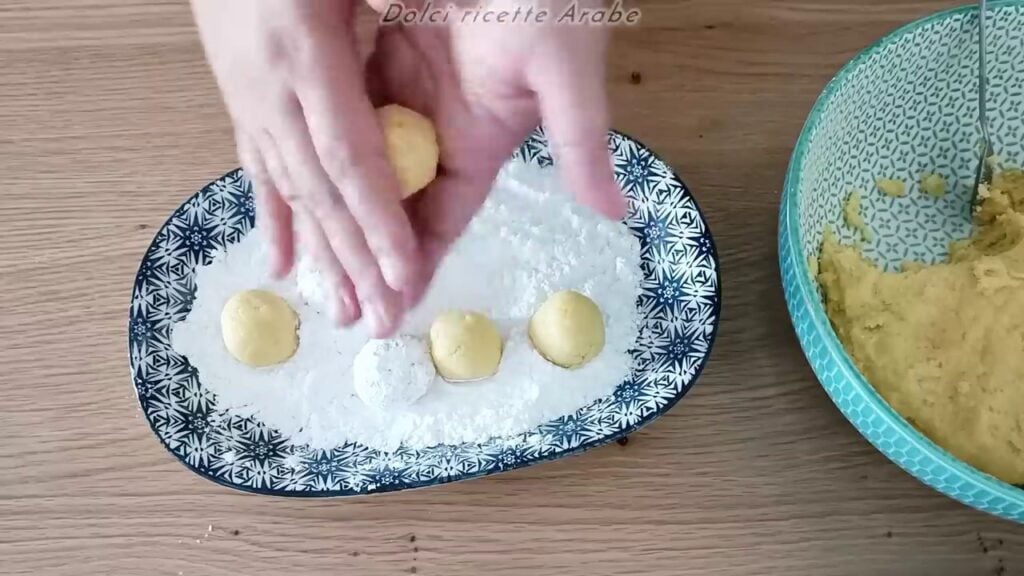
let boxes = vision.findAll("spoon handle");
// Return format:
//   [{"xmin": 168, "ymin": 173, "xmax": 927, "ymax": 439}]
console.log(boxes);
[{"xmin": 979, "ymin": 0, "xmax": 991, "ymax": 145}]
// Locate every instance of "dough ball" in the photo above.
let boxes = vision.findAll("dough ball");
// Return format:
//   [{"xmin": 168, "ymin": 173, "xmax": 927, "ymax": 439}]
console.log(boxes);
[
  {"xmin": 429, "ymin": 311, "xmax": 503, "ymax": 381},
  {"xmin": 353, "ymin": 336, "xmax": 435, "ymax": 411},
  {"xmin": 220, "ymin": 289, "xmax": 299, "ymax": 367},
  {"xmin": 377, "ymin": 104, "xmax": 440, "ymax": 198},
  {"xmin": 529, "ymin": 290, "xmax": 605, "ymax": 369}
]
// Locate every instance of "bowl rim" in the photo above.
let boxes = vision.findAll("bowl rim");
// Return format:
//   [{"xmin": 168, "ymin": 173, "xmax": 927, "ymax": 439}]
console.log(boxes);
[
  {"xmin": 780, "ymin": 1, "xmax": 1024, "ymax": 510},
  {"xmin": 128, "ymin": 128, "xmax": 723, "ymax": 498}
]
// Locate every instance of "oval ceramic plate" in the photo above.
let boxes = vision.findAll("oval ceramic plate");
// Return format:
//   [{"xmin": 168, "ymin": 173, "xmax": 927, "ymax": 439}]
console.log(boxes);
[{"xmin": 129, "ymin": 129, "xmax": 721, "ymax": 496}]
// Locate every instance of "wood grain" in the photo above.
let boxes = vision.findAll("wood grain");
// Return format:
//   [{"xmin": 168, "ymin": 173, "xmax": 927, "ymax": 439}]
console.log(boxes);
[{"xmin": 1, "ymin": 1, "xmax": 1022, "ymax": 575}]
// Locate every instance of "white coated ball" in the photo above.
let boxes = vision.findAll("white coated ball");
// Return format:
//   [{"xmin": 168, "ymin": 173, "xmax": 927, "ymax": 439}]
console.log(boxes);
[{"xmin": 353, "ymin": 336, "xmax": 436, "ymax": 411}]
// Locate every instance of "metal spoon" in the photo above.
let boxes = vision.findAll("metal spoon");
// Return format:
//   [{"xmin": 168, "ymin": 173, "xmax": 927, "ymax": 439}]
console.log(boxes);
[{"xmin": 972, "ymin": 0, "xmax": 994, "ymax": 204}]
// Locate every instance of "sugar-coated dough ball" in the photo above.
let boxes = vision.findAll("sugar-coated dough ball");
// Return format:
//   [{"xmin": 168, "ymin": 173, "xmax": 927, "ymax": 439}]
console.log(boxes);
[
  {"xmin": 529, "ymin": 290, "xmax": 605, "ymax": 369},
  {"xmin": 353, "ymin": 336, "xmax": 436, "ymax": 411},
  {"xmin": 220, "ymin": 289, "xmax": 299, "ymax": 367},
  {"xmin": 377, "ymin": 104, "xmax": 440, "ymax": 198},
  {"xmin": 429, "ymin": 311, "xmax": 503, "ymax": 381}
]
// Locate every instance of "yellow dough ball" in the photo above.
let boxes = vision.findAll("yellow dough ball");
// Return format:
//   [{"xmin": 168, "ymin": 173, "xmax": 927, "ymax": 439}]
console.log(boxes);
[
  {"xmin": 377, "ymin": 104, "xmax": 440, "ymax": 198},
  {"xmin": 428, "ymin": 311, "xmax": 503, "ymax": 382},
  {"xmin": 529, "ymin": 290, "xmax": 605, "ymax": 369},
  {"xmin": 220, "ymin": 289, "xmax": 299, "ymax": 367}
]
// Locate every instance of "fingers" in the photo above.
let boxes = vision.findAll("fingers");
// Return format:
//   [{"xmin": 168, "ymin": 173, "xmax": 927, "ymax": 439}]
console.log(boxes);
[
  {"xmin": 260, "ymin": 132, "xmax": 362, "ymax": 329},
  {"xmin": 237, "ymin": 133, "xmax": 295, "ymax": 279},
  {"xmin": 294, "ymin": 209, "xmax": 361, "ymax": 326},
  {"xmin": 270, "ymin": 101, "xmax": 403, "ymax": 337},
  {"xmin": 293, "ymin": 43, "xmax": 420, "ymax": 293},
  {"xmin": 315, "ymin": 197, "xmax": 402, "ymax": 337},
  {"xmin": 530, "ymin": 38, "xmax": 627, "ymax": 221}
]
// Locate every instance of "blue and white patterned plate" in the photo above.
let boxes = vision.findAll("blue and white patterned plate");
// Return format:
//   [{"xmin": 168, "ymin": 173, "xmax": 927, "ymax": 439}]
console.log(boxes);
[
  {"xmin": 129, "ymin": 129, "xmax": 721, "ymax": 496},
  {"xmin": 781, "ymin": 2, "xmax": 1024, "ymax": 522}
]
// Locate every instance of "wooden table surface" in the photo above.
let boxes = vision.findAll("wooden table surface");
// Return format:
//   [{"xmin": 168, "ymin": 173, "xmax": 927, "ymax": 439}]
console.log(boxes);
[{"xmin": 2, "ymin": 0, "xmax": 1023, "ymax": 574}]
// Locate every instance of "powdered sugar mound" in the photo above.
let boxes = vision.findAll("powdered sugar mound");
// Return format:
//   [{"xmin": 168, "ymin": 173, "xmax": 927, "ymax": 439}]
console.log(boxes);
[{"xmin": 172, "ymin": 160, "xmax": 642, "ymax": 451}]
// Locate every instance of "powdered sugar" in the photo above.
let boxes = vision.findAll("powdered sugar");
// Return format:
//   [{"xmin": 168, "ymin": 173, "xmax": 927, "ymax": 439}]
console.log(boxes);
[{"xmin": 171, "ymin": 160, "xmax": 642, "ymax": 451}]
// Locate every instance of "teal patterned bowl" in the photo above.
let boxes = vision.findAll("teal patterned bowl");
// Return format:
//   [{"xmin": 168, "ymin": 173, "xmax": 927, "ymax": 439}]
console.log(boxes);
[{"xmin": 780, "ymin": 2, "xmax": 1024, "ymax": 522}]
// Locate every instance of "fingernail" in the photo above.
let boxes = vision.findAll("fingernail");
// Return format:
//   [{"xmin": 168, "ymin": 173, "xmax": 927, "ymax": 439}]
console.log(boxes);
[{"xmin": 379, "ymin": 257, "xmax": 410, "ymax": 291}]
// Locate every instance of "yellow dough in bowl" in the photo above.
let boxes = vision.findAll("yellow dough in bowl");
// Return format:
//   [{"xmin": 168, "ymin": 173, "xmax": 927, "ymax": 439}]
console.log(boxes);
[
  {"xmin": 429, "ymin": 311, "xmax": 503, "ymax": 381},
  {"xmin": 818, "ymin": 169, "xmax": 1024, "ymax": 484},
  {"xmin": 220, "ymin": 289, "xmax": 299, "ymax": 367},
  {"xmin": 377, "ymin": 104, "xmax": 440, "ymax": 198},
  {"xmin": 528, "ymin": 290, "xmax": 606, "ymax": 369}
]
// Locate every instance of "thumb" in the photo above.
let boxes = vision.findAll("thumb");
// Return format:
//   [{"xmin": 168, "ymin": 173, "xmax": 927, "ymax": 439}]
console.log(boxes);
[{"xmin": 530, "ymin": 39, "xmax": 626, "ymax": 220}]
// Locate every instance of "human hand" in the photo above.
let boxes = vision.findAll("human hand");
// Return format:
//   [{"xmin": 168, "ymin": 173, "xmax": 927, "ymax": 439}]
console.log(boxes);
[
  {"xmin": 364, "ymin": 0, "xmax": 627, "ymax": 305},
  {"xmin": 191, "ymin": 0, "xmax": 419, "ymax": 337}
]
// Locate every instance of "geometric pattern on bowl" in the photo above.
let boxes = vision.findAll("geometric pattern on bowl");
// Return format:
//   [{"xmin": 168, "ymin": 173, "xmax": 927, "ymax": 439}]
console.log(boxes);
[
  {"xmin": 780, "ymin": 2, "xmax": 1024, "ymax": 522},
  {"xmin": 130, "ymin": 129, "xmax": 722, "ymax": 496}
]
